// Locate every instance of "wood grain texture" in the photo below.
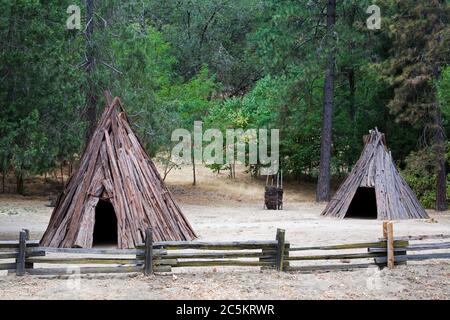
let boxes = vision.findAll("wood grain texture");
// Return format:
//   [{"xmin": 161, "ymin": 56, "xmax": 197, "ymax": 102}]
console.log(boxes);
[
  {"xmin": 40, "ymin": 97, "xmax": 196, "ymax": 249},
  {"xmin": 288, "ymin": 240, "xmax": 408, "ymax": 251},
  {"xmin": 379, "ymin": 234, "xmax": 450, "ymax": 241},
  {"xmin": 144, "ymin": 228, "xmax": 153, "ymax": 275},
  {"xmin": 137, "ymin": 240, "xmax": 280, "ymax": 250},
  {"xmin": 387, "ymin": 222, "xmax": 395, "ymax": 269},
  {"xmin": 321, "ymin": 129, "xmax": 429, "ymax": 220},
  {"xmin": 275, "ymin": 229, "xmax": 286, "ymax": 271},
  {"xmin": 16, "ymin": 231, "xmax": 27, "ymax": 276}
]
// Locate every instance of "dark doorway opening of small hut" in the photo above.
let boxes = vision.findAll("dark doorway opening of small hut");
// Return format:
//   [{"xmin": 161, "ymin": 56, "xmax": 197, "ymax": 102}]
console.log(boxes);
[
  {"xmin": 345, "ymin": 187, "xmax": 377, "ymax": 219},
  {"xmin": 93, "ymin": 199, "xmax": 118, "ymax": 246}
]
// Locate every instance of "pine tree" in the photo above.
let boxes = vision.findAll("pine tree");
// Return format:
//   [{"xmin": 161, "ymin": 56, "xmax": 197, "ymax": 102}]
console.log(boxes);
[
  {"xmin": 84, "ymin": 0, "xmax": 98, "ymax": 143},
  {"xmin": 316, "ymin": 0, "xmax": 336, "ymax": 202},
  {"xmin": 381, "ymin": 0, "xmax": 450, "ymax": 210}
]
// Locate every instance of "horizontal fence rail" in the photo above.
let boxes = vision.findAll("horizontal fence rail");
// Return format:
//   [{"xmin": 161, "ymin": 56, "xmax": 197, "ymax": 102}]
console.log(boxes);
[
  {"xmin": 28, "ymin": 247, "xmax": 147, "ymax": 255},
  {"xmin": 378, "ymin": 234, "xmax": 450, "ymax": 241},
  {"xmin": 0, "ymin": 240, "xmax": 39, "ymax": 249},
  {"xmin": 1, "ymin": 223, "xmax": 449, "ymax": 277},
  {"xmin": 146, "ymin": 240, "xmax": 281, "ymax": 250},
  {"xmin": 287, "ymin": 240, "xmax": 408, "ymax": 251},
  {"xmin": 135, "ymin": 229, "xmax": 289, "ymax": 273}
]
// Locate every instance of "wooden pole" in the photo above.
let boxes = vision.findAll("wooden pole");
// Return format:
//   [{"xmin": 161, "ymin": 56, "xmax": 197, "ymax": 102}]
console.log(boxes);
[
  {"xmin": 387, "ymin": 222, "xmax": 394, "ymax": 269},
  {"xmin": 280, "ymin": 170, "xmax": 283, "ymax": 189},
  {"xmin": 144, "ymin": 228, "xmax": 153, "ymax": 275},
  {"xmin": 382, "ymin": 221, "xmax": 388, "ymax": 239},
  {"xmin": 16, "ymin": 230, "xmax": 27, "ymax": 276},
  {"xmin": 275, "ymin": 228, "xmax": 286, "ymax": 271},
  {"xmin": 276, "ymin": 172, "xmax": 279, "ymax": 209},
  {"xmin": 22, "ymin": 228, "xmax": 30, "ymax": 241},
  {"xmin": 280, "ymin": 170, "xmax": 283, "ymax": 210},
  {"xmin": 22, "ymin": 229, "xmax": 34, "ymax": 270}
]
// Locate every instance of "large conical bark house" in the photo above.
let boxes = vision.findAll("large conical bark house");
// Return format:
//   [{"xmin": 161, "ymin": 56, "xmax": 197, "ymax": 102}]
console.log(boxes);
[
  {"xmin": 322, "ymin": 128, "xmax": 429, "ymax": 220},
  {"xmin": 41, "ymin": 97, "xmax": 197, "ymax": 248}
]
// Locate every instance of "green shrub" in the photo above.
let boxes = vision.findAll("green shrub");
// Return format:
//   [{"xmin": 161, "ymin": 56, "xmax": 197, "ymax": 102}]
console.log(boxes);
[{"xmin": 402, "ymin": 147, "xmax": 450, "ymax": 209}]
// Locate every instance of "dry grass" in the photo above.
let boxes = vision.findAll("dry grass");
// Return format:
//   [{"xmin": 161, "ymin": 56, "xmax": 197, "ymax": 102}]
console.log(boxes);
[{"xmin": 163, "ymin": 164, "xmax": 317, "ymax": 205}]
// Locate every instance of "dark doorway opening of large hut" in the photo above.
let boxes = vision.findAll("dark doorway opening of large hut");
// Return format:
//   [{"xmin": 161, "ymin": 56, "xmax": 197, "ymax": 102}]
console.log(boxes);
[
  {"xmin": 345, "ymin": 187, "xmax": 378, "ymax": 219},
  {"xmin": 93, "ymin": 199, "xmax": 118, "ymax": 246}
]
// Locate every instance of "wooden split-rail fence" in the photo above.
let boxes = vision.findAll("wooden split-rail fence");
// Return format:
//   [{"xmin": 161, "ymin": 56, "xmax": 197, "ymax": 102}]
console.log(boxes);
[{"xmin": 1, "ymin": 222, "xmax": 449, "ymax": 277}]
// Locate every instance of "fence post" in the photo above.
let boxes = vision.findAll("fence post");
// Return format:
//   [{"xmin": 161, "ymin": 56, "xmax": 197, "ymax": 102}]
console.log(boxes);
[
  {"xmin": 16, "ymin": 230, "xmax": 27, "ymax": 276},
  {"xmin": 387, "ymin": 222, "xmax": 394, "ymax": 269},
  {"xmin": 382, "ymin": 221, "xmax": 388, "ymax": 239},
  {"xmin": 22, "ymin": 229, "xmax": 30, "ymax": 241},
  {"xmin": 275, "ymin": 228, "xmax": 286, "ymax": 271},
  {"xmin": 144, "ymin": 228, "xmax": 153, "ymax": 275},
  {"xmin": 22, "ymin": 229, "xmax": 34, "ymax": 270}
]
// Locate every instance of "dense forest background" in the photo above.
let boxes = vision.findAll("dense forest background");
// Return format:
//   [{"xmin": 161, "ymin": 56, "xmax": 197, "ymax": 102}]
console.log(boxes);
[{"xmin": 0, "ymin": 0, "xmax": 449, "ymax": 209}]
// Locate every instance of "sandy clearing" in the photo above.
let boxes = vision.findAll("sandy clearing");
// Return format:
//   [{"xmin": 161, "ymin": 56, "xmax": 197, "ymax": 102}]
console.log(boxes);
[
  {"xmin": 1, "ymin": 198, "xmax": 449, "ymax": 300},
  {"xmin": 0, "ymin": 265, "xmax": 448, "ymax": 300},
  {"xmin": 1, "ymin": 195, "xmax": 449, "ymax": 246},
  {"xmin": 0, "ymin": 165, "xmax": 449, "ymax": 299}
]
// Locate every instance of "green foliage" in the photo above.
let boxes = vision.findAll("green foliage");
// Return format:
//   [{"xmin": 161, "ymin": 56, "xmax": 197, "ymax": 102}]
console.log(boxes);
[
  {"xmin": 205, "ymin": 75, "xmax": 281, "ymax": 130},
  {"xmin": 377, "ymin": 0, "xmax": 450, "ymax": 208},
  {"xmin": 110, "ymin": 24, "xmax": 179, "ymax": 156},
  {"xmin": 203, "ymin": 75, "xmax": 282, "ymax": 173},
  {"xmin": 166, "ymin": 65, "xmax": 217, "ymax": 124},
  {"xmin": 147, "ymin": 0, "xmax": 265, "ymax": 93},
  {"xmin": 0, "ymin": 0, "xmax": 448, "ymax": 203},
  {"xmin": 403, "ymin": 146, "xmax": 450, "ymax": 208},
  {"xmin": 0, "ymin": 0, "xmax": 84, "ymax": 192},
  {"xmin": 438, "ymin": 66, "xmax": 450, "ymax": 129},
  {"xmin": 10, "ymin": 110, "xmax": 49, "ymax": 176},
  {"xmin": 379, "ymin": 0, "xmax": 450, "ymax": 128}
]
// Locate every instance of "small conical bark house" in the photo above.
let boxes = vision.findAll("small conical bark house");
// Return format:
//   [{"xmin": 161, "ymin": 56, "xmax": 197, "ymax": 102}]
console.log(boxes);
[
  {"xmin": 41, "ymin": 97, "xmax": 196, "ymax": 248},
  {"xmin": 322, "ymin": 128, "xmax": 429, "ymax": 220}
]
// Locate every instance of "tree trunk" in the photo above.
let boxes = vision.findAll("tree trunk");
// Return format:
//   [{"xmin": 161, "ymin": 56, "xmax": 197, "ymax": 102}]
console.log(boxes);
[
  {"xmin": 434, "ymin": 104, "xmax": 447, "ymax": 211},
  {"xmin": 60, "ymin": 162, "xmax": 64, "ymax": 189},
  {"xmin": 16, "ymin": 173, "xmax": 24, "ymax": 195},
  {"xmin": 231, "ymin": 161, "xmax": 236, "ymax": 179},
  {"xmin": 43, "ymin": 172, "xmax": 47, "ymax": 193},
  {"xmin": 347, "ymin": 68, "xmax": 356, "ymax": 170},
  {"xmin": 2, "ymin": 170, "xmax": 5, "ymax": 193},
  {"xmin": 436, "ymin": 156, "xmax": 447, "ymax": 211},
  {"xmin": 85, "ymin": 0, "xmax": 98, "ymax": 143},
  {"xmin": 345, "ymin": 3, "xmax": 356, "ymax": 123},
  {"xmin": 316, "ymin": 0, "xmax": 336, "ymax": 202},
  {"xmin": 431, "ymin": 29, "xmax": 447, "ymax": 211},
  {"xmin": 192, "ymin": 151, "xmax": 196, "ymax": 186},
  {"xmin": 347, "ymin": 69, "xmax": 355, "ymax": 122}
]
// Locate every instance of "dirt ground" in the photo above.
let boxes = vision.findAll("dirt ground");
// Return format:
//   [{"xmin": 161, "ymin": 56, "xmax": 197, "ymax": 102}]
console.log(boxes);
[{"xmin": 0, "ymin": 165, "xmax": 449, "ymax": 299}]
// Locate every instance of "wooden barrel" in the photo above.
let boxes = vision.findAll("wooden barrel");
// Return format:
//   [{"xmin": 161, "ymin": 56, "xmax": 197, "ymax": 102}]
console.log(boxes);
[{"xmin": 265, "ymin": 186, "xmax": 283, "ymax": 210}]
